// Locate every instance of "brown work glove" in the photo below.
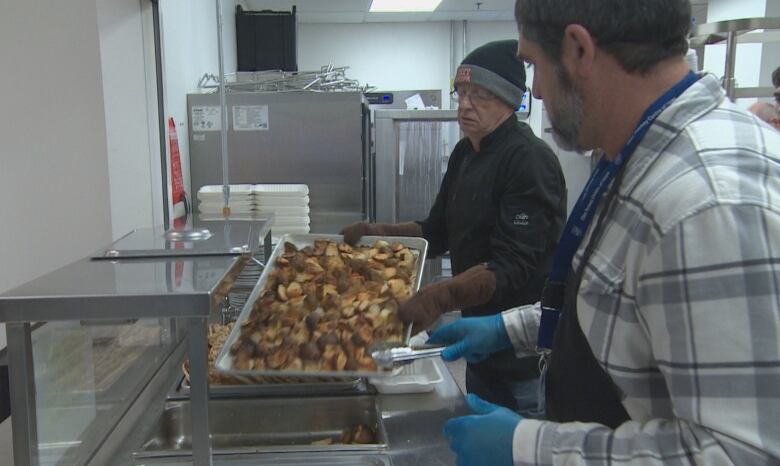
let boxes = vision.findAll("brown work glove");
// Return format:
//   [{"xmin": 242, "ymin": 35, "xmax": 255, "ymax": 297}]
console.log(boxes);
[
  {"xmin": 398, "ymin": 265, "xmax": 497, "ymax": 335},
  {"xmin": 339, "ymin": 221, "xmax": 423, "ymax": 245}
]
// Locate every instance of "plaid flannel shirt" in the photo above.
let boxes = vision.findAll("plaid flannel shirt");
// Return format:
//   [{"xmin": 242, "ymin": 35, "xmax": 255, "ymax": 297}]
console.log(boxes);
[{"xmin": 502, "ymin": 73, "xmax": 780, "ymax": 465}]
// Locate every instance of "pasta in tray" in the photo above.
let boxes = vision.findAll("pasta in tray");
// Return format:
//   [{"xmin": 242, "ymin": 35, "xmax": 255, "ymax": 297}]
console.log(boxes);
[
  {"xmin": 182, "ymin": 323, "xmax": 247, "ymax": 385},
  {"xmin": 230, "ymin": 239, "xmax": 418, "ymax": 374}
]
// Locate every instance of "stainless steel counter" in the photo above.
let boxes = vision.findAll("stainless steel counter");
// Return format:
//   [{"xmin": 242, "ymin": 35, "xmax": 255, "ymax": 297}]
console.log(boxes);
[
  {"xmin": 1, "ymin": 216, "xmax": 465, "ymax": 466},
  {"xmin": 0, "ymin": 218, "xmax": 273, "ymax": 323},
  {"xmin": 0, "ymin": 219, "xmax": 273, "ymax": 466},
  {"xmin": 0, "ymin": 255, "xmax": 238, "ymax": 322},
  {"xmin": 113, "ymin": 355, "xmax": 466, "ymax": 466},
  {"xmin": 376, "ymin": 359, "xmax": 467, "ymax": 466}
]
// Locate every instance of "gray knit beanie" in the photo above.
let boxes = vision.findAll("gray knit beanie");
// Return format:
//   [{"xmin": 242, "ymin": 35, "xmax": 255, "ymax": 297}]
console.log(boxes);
[{"xmin": 455, "ymin": 40, "xmax": 527, "ymax": 109}]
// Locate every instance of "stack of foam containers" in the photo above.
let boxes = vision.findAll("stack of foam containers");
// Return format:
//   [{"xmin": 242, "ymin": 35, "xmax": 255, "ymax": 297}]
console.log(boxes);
[
  {"xmin": 197, "ymin": 184, "xmax": 256, "ymax": 214},
  {"xmin": 252, "ymin": 184, "xmax": 310, "ymax": 236}
]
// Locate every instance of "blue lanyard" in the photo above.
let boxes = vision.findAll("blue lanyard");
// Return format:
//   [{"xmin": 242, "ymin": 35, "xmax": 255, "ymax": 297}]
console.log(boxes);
[{"xmin": 537, "ymin": 72, "xmax": 699, "ymax": 352}]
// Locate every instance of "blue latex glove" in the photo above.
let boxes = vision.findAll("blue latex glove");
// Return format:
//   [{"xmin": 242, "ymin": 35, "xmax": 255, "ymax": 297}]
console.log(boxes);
[
  {"xmin": 427, "ymin": 314, "xmax": 512, "ymax": 363},
  {"xmin": 444, "ymin": 394, "xmax": 521, "ymax": 466}
]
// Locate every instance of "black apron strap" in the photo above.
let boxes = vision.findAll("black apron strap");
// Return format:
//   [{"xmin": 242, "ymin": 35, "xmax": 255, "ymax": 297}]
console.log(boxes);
[{"xmin": 544, "ymin": 268, "xmax": 630, "ymax": 428}]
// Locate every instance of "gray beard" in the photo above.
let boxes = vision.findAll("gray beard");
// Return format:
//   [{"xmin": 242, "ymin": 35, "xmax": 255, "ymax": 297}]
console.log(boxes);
[{"xmin": 548, "ymin": 67, "xmax": 585, "ymax": 153}]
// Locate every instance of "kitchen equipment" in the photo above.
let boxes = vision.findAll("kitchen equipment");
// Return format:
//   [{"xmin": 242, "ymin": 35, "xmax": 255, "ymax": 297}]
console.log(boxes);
[
  {"xmin": 366, "ymin": 90, "xmax": 442, "ymax": 110},
  {"xmin": 188, "ymin": 91, "xmax": 369, "ymax": 234},
  {"xmin": 373, "ymin": 109, "xmax": 461, "ymax": 285},
  {"xmin": 0, "ymin": 218, "xmax": 273, "ymax": 466}
]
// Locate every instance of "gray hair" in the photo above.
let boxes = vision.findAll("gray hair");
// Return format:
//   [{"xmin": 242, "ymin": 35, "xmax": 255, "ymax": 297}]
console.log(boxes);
[
  {"xmin": 749, "ymin": 102, "xmax": 780, "ymax": 126},
  {"xmin": 515, "ymin": 0, "xmax": 692, "ymax": 75}
]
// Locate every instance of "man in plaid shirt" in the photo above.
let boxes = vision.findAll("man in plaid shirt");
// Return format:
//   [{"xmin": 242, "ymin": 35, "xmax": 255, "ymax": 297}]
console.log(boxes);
[{"xmin": 428, "ymin": 0, "xmax": 780, "ymax": 465}]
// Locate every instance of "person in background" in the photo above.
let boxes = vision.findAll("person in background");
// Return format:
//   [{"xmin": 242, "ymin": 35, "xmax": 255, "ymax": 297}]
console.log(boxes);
[
  {"xmin": 773, "ymin": 65, "xmax": 780, "ymax": 113},
  {"xmin": 341, "ymin": 40, "xmax": 566, "ymax": 416},
  {"xmin": 430, "ymin": 0, "xmax": 780, "ymax": 465},
  {"xmin": 748, "ymin": 101, "xmax": 780, "ymax": 130}
]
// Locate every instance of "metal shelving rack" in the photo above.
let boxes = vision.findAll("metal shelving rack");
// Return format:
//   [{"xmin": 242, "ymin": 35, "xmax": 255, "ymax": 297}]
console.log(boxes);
[{"xmin": 691, "ymin": 17, "xmax": 780, "ymax": 100}]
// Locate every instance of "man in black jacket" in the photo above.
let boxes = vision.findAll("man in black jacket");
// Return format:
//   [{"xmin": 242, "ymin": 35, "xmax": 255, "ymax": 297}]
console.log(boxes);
[{"xmin": 341, "ymin": 40, "xmax": 566, "ymax": 415}]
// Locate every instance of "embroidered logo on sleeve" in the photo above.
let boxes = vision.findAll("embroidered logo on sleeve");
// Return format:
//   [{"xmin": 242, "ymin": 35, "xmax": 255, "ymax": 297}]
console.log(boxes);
[{"xmin": 513, "ymin": 212, "xmax": 529, "ymax": 226}]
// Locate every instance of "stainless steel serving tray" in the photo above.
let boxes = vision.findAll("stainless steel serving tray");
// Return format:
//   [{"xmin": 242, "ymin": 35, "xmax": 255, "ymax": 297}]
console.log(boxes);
[
  {"xmin": 133, "ymin": 396, "xmax": 388, "ymax": 459},
  {"xmin": 215, "ymin": 233, "xmax": 429, "ymax": 379},
  {"xmin": 172, "ymin": 375, "xmax": 367, "ymax": 399}
]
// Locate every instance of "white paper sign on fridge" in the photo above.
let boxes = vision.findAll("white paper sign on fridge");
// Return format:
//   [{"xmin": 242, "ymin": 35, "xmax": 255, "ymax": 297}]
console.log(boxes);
[
  {"xmin": 404, "ymin": 93, "xmax": 426, "ymax": 110},
  {"xmin": 191, "ymin": 106, "xmax": 221, "ymax": 131},
  {"xmin": 233, "ymin": 105, "xmax": 269, "ymax": 131}
]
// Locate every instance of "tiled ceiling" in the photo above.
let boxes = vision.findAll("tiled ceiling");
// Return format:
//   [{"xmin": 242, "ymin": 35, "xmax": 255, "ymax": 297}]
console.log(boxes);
[{"xmin": 241, "ymin": 0, "xmax": 709, "ymax": 24}]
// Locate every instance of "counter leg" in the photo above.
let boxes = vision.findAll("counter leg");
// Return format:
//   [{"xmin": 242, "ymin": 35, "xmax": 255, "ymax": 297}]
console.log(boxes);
[
  {"xmin": 7, "ymin": 322, "xmax": 39, "ymax": 466},
  {"xmin": 187, "ymin": 318, "xmax": 212, "ymax": 466}
]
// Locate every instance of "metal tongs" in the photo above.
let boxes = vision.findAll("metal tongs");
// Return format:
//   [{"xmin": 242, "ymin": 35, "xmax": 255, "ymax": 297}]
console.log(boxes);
[{"xmin": 370, "ymin": 342, "xmax": 446, "ymax": 369}]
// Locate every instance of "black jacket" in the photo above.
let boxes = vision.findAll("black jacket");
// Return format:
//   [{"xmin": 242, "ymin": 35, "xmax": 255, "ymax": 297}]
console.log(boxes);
[{"xmin": 419, "ymin": 116, "xmax": 566, "ymax": 379}]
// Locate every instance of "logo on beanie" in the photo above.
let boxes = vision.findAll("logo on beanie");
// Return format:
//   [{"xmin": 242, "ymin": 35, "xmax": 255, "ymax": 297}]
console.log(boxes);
[{"xmin": 456, "ymin": 66, "xmax": 472, "ymax": 82}]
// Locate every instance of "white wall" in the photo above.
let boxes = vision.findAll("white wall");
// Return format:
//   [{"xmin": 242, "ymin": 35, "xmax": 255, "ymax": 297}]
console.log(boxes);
[
  {"xmin": 97, "ymin": 0, "xmax": 163, "ymax": 239},
  {"xmin": 0, "ymin": 0, "xmax": 114, "ymax": 346},
  {"xmin": 299, "ymin": 22, "xmax": 453, "ymax": 106},
  {"xmin": 159, "ymin": 0, "xmax": 237, "ymax": 217},
  {"xmin": 297, "ymin": 20, "xmax": 543, "ymax": 135},
  {"xmin": 465, "ymin": 21, "xmax": 519, "ymax": 52}
]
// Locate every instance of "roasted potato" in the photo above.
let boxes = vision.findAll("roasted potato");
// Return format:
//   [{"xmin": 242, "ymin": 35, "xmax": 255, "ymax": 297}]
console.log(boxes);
[{"xmin": 230, "ymin": 239, "xmax": 418, "ymax": 373}]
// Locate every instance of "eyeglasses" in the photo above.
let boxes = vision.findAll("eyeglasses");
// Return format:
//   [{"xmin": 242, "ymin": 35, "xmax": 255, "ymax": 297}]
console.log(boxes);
[{"xmin": 450, "ymin": 86, "xmax": 496, "ymax": 103}]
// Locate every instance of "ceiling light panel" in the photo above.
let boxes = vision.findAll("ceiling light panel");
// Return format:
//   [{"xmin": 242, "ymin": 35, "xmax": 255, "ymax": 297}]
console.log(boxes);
[{"xmin": 369, "ymin": 0, "xmax": 443, "ymax": 13}]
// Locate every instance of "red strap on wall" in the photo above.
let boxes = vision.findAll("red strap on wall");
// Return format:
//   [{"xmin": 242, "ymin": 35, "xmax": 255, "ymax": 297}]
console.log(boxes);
[
  {"xmin": 168, "ymin": 117, "xmax": 186, "ymax": 207},
  {"xmin": 168, "ymin": 117, "xmax": 187, "ymax": 286}
]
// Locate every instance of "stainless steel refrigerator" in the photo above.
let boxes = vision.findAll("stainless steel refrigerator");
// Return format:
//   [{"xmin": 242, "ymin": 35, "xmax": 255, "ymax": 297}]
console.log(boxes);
[{"xmin": 187, "ymin": 91, "xmax": 370, "ymax": 233}]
